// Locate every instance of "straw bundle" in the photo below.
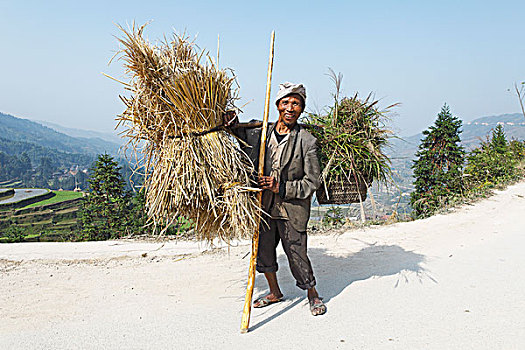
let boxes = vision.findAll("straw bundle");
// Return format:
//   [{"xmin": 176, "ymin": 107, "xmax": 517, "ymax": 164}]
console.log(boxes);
[{"xmin": 114, "ymin": 24, "xmax": 260, "ymax": 240}]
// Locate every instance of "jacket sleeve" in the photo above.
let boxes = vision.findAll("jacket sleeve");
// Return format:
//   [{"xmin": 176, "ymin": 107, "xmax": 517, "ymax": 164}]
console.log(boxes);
[
  {"xmin": 283, "ymin": 141, "xmax": 321, "ymax": 200},
  {"xmin": 229, "ymin": 122, "xmax": 247, "ymax": 142},
  {"xmin": 229, "ymin": 119, "xmax": 261, "ymax": 142},
  {"xmin": 229, "ymin": 120, "xmax": 262, "ymax": 166}
]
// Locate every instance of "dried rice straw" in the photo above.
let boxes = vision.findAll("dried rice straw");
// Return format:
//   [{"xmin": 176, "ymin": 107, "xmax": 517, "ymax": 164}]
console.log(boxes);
[{"xmin": 113, "ymin": 23, "xmax": 260, "ymax": 241}]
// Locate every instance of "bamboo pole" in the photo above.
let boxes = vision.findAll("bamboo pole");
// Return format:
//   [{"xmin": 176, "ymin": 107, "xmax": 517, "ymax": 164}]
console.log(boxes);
[{"xmin": 240, "ymin": 30, "xmax": 275, "ymax": 334}]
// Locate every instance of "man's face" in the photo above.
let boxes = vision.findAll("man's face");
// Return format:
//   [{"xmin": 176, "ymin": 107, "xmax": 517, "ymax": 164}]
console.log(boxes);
[{"xmin": 277, "ymin": 94, "xmax": 303, "ymax": 127}]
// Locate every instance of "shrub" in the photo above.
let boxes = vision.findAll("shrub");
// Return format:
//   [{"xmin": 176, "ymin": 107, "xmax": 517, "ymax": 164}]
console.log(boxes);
[{"xmin": 464, "ymin": 125, "xmax": 522, "ymax": 190}]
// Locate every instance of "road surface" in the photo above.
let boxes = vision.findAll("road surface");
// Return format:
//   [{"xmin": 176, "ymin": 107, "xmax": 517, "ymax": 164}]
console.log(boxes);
[{"xmin": 1, "ymin": 182, "xmax": 525, "ymax": 349}]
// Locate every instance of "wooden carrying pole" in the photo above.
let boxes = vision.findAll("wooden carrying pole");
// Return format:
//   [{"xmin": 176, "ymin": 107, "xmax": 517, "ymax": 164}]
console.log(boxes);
[{"xmin": 240, "ymin": 30, "xmax": 275, "ymax": 334}]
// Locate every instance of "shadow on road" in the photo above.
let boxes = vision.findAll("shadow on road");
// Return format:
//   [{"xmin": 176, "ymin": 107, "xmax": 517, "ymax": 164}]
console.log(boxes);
[{"xmin": 249, "ymin": 241, "xmax": 433, "ymax": 331}]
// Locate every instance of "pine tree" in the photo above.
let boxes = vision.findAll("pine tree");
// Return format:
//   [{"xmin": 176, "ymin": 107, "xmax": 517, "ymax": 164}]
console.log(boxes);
[
  {"xmin": 410, "ymin": 104, "xmax": 465, "ymax": 217},
  {"xmin": 80, "ymin": 153, "xmax": 131, "ymax": 240},
  {"xmin": 489, "ymin": 124, "xmax": 507, "ymax": 154}
]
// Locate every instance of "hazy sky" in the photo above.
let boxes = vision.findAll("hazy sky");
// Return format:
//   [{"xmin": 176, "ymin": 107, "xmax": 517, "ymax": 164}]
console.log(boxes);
[{"xmin": 1, "ymin": 0, "xmax": 523, "ymax": 137}]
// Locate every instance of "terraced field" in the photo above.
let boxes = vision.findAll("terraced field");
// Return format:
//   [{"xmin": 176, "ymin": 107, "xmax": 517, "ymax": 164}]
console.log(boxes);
[
  {"xmin": 0, "ymin": 190, "xmax": 84, "ymax": 243},
  {"xmin": 0, "ymin": 188, "xmax": 53, "ymax": 208},
  {"xmin": 22, "ymin": 191, "xmax": 83, "ymax": 208},
  {"xmin": 0, "ymin": 180, "xmax": 22, "ymax": 188},
  {"xmin": 0, "ymin": 188, "xmax": 14, "ymax": 200}
]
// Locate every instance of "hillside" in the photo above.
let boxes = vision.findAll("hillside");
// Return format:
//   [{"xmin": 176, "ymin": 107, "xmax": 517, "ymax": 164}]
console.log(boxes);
[
  {"xmin": 36, "ymin": 120, "xmax": 122, "ymax": 145},
  {"xmin": 0, "ymin": 112, "xmax": 135, "ymax": 191},
  {"xmin": 0, "ymin": 112, "xmax": 120, "ymax": 155},
  {"xmin": 359, "ymin": 112, "xmax": 525, "ymax": 216},
  {"xmin": 390, "ymin": 112, "xmax": 525, "ymax": 158},
  {"xmin": 0, "ymin": 137, "xmax": 94, "ymax": 168},
  {"xmin": 462, "ymin": 113, "xmax": 525, "ymax": 147}
]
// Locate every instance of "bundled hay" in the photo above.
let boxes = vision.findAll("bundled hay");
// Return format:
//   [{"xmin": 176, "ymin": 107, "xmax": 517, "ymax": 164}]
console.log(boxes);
[
  {"xmin": 114, "ymin": 24, "xmax": 260, "ymax": 240},
  {"xmin": 302, "ymin": 72, "xmax": 396, "ymax": 204}
]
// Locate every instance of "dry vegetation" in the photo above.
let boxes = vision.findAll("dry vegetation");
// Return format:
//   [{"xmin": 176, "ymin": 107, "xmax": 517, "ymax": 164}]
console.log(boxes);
[
  {"xmin": 302, "ymin": 71, "xmax": 396, "ymax": 204},
  {"xmin": 113, "ymin": 23, "xmax": 260, "ymax": 241}
]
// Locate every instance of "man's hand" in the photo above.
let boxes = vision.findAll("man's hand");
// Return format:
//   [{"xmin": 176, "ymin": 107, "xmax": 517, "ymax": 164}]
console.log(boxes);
[
  {"xmin": 223, "ymin": 110, "xmax": 238, "ymax": 127},
  {"xmin": 258, "ymin": 176, "xmax": 279, "ymax": 193}
]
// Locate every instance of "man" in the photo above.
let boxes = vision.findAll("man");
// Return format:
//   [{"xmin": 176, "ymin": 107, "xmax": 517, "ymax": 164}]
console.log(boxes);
[{"xmin": 228, "ymin": 82, "xmax": 326, "ymax": 316}]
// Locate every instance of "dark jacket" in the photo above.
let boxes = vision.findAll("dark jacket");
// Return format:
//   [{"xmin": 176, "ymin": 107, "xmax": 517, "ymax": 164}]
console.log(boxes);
[{"xmin": 234, "ymin": 121, "xmax": 321, "ymax": 232}]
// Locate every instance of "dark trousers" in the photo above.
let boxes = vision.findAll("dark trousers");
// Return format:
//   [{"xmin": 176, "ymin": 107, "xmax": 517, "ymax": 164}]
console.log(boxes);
[{"xmin": 256, "ymin": 218, "xmax": 316, "ymax": 290}]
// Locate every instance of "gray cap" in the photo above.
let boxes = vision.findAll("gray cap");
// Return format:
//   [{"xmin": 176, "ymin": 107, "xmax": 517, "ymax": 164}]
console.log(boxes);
[{"xmin": 275, "ymin": 82, "xmax": 306, "ymax": 106}]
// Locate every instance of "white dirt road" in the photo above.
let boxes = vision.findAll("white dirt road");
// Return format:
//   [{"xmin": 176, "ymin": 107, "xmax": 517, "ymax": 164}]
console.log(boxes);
[{"xmin": 1, "ymin": 182, "xmax": 525, "ymax": 349}]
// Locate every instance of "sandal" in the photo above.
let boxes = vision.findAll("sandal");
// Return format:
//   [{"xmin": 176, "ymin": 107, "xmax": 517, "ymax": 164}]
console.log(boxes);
[
  {"xmin": 309, "ymin": 297, "xmax": 326, "ymax": 316},
  {"xmin": 253, "ymin": 295, "xmax": 283, "ymax": 308}
]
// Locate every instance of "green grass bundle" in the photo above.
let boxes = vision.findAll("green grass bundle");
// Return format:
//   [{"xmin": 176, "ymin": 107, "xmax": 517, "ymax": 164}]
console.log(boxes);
[
  {"xmin": 114, "ymin": 24, "xmax": 259, "ymax": 240},
  {"xmin": 302, "ymin": 74, "xmax": 395, "ymax": 199}
]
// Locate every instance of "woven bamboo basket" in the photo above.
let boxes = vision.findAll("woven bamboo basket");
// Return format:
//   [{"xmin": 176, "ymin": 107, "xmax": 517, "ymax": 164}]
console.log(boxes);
[{"xmin": 316, "ymin": 177, "xmax": 369, "ymax": 205}]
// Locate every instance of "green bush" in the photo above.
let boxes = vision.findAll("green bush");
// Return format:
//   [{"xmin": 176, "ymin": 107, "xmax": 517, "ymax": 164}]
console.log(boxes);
[
  {"xmin": 464, "ymin": 125, "xmax": 523, "ymax": 191},
  {"xmin": 1, "ymin": 226, "xmax": 25, "ymax": 243},
  {"xmin": 322, "ymin": 207, "xmax": 345, "ymax": 227}
]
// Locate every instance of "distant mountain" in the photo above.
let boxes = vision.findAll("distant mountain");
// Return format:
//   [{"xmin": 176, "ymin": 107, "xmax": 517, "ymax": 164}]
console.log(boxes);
[
  {"xmin": 35, "ymin": 120, "xmax": 123, "ymax": 145},
  {"xmin": 390, "ymin": 112, "xmax": 525, "ymax": 158},
  {"xmin": 0, "ymin": 112, "xmax": 120, "ymax": 155},
  {"xmin": 0, "ymin": 112, "xmax": 142, "ymax": 191},
  {"xmin": 462, "ymin": 113, "xmax": 525, "ymax": 148},
  {"xmin": 0, "ymin": 136, "xmax": 94, "ymax": 168}
]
